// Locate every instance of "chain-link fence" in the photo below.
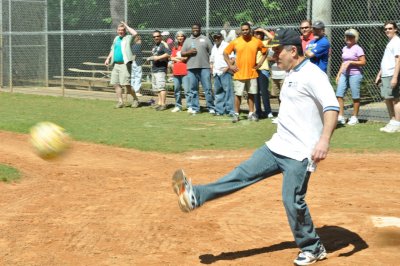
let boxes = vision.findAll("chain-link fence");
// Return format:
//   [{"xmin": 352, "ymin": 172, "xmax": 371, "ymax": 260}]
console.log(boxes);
[{"xmin": 1, "ymin": 0, "xmax": 400, "ymax": 121}]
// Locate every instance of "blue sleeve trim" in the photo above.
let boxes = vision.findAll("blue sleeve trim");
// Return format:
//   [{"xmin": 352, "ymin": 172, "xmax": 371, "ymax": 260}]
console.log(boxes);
[{"xmin": 323, "ymin": 106, "xmax": 339, "ymax": 112}]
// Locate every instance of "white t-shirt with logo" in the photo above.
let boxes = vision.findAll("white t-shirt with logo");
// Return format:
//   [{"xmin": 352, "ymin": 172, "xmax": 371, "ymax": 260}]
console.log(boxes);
[
  {"xmin": 266, "ymin": 59, "xmax": 339, "ymax": 161},
  {"xmin": 381, "ymin": 35, "xmax": 400, "ymax": 77}
]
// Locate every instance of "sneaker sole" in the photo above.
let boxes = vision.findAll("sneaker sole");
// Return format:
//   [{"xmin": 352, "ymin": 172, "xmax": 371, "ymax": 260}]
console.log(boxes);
[
  {"xmin": 172, "ymin": 169, "xmax": 185, "ymax": 196},
  {"xmin": 172, "ymin": 169, "xmax": 193, "ymax": 213}
]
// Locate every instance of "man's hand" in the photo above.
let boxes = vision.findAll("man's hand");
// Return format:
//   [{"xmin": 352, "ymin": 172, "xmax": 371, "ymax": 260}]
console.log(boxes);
[
  {"xmin": 311, "ymin": 138, "xmax": 329, "ymax": 163},
  {"xmin": 391, "ymin": 76, "xmax": 398, "ymax": 89},
  {"xmin": 188, "ymin": 48, "xmax": 197, "ymax": 56},
  {"xmin": 146, "ymin": 56, "xmax": 155, "ymax": 62},
  {"xmin": 104, "ymin": 58, "xmax": 110, "ymax": 66},
  {"xmin": 229, "ymin": 64, "xmax": 239, "ymax": 73},
  {"xmin": 253, "ymin": 63, "xmax": 263, "ymax": 70}
]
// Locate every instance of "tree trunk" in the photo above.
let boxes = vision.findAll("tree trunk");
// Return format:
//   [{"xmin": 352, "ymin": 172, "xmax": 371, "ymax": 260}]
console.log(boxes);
[{"xmin": 110, "ymin": 0, "xmax": 124, "ymax": 30}]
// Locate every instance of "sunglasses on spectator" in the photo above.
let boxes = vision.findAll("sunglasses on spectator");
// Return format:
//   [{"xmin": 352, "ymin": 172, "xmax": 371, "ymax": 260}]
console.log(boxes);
[
  {"xmin": 300, "ymin": 27, "xmax": 310, "ymax": 29},
  {"xmin": 384, "ymin": 27, "xmax": 394, "ymax": 31}
]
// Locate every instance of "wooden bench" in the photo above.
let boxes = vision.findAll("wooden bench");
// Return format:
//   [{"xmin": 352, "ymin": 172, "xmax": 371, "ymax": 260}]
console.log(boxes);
[
  {"xmin": 53, "ymin": 76, "xmax": 110, "ymax": 91},
  {"xmin": 68, "ymin": 68, "xmax": 112, "ymax": 78}
]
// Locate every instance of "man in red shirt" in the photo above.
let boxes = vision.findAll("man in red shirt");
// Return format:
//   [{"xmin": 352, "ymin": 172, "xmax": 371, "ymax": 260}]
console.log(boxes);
[{"xmin": 300, "ymin": 20, "xmax": 314, "ymax": 53}]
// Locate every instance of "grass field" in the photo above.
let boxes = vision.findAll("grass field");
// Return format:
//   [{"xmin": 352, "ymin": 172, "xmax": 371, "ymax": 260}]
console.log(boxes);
[
  {"xmin": 1, "ymin": 91, "xmax": 400, "ymax": 265},
  {"xmin": 0, "ymin": 164, "xmax": 20, "ymax": 182},
  {"xmin": 0, "ymin": 92, "xmax": 399, "ymax": 153}
]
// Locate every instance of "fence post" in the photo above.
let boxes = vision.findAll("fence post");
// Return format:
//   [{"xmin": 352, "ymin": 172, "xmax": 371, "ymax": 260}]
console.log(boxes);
[
  {"xmin": 60, "ymin": 0, "xmax": 64, "ymax": 96},
  {"xmin": 0, "ymin": 1, "xmax": 3, "ymax": 88},
  {"xmin": 206, "ymin": 0, "xmax": 209, "ymax": 37},
  {"xmin": 8, "ymin": 0, "xmax": 12, "ymax": 92},
  {"xmin": 45, "ymin": 0, "xmax": 49, "ymax": 87}
]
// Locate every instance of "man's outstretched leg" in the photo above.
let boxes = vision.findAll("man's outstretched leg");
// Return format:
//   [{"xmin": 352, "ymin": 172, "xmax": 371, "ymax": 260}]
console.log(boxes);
[{"xmin": 172, "ymin": 145, "xmax": 281, "ymax": 212}]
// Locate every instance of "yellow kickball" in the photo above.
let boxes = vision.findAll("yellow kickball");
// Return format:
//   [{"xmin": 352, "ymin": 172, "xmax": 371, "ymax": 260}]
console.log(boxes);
[{"xmin": 30, "ymin": 122, "xmax": 71, "ymax": 160}]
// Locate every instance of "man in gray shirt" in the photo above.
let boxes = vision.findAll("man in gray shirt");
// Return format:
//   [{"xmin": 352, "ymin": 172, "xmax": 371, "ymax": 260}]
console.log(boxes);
[{"xmin": 181, "ymin": 23, "xmax": 215, "ymax": 114}]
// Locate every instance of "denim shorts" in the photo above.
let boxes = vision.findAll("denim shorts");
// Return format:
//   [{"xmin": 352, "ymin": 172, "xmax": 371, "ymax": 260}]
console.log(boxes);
[
  {"xmin": 381, "ymin": 76, "xmax": 400, "ymax": 99},
  {"xmin": 335, "ymin": 73, "xmax": 362, "ymax": 99}
]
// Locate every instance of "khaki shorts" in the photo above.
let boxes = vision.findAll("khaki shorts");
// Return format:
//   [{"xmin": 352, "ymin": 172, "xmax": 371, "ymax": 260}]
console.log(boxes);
[
  {"xmin": 233, "ymin": 79, "xmax": 257, "ymax": 96},
  {"xmin": 152, "ymin": 72, "xmax": 166, "ymax": 92},
  {"xmin": 381, "ymin": 76, "xmax": 400, "ymax": 99},
  {"xmin": 271, "ymin": 78, "xmax": 284, "ymax": 97},
  {"xmin": 110, "ymin": 62, "xmax": 131, "ymax": 86}
]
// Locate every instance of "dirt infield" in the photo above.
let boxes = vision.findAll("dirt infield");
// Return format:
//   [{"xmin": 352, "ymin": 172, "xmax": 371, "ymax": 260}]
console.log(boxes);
[{"xmin": 1, "ymin": 131, "xmax": 399, "ymax": 265}]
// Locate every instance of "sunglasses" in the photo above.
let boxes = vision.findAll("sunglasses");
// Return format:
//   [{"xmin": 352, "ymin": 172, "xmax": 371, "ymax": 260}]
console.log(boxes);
[
  {"xmin": 384, "ymin": 27, "xmax": 394, "ymax": 31},
  {"xmin": 300, "ymin": 27, "xmax": 310, "ymax": 29}
]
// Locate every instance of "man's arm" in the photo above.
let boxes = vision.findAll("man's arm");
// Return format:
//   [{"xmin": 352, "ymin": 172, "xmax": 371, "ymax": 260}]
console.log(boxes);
[
  {"xmin": 105, "ymin": 50, "xmax": 113, "ymax": 66},
  {"xmin": 120, "ymin": 21, "xmax": 137, "ymax": 36},
  {"xmin": 375, "ymin": 69, "xmax": 382, "ymax": 85},
  {"xmin": 305, "ymin": 39, "xmax": 330, "ymax": 59},
  {"xmin": 391, "ymin": 55, "xmax": 400, "ymax": 88},
  {"xmin": 311, "ymin": 110, "xmax": 338, "ymax": 163}
]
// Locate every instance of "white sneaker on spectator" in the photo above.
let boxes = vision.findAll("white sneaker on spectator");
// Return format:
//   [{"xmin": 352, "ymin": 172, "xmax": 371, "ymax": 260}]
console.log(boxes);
[
  {"xmin": 267, "ymin": 113, "xmax": 274, "ymax": 119},
  {"xmin": 380, "ymin": 123, "xmax": 400, "ymax": 133},
  {"xmin": 248, "ymin": 113, "xmax": 259, "ymax": 122},
  {"xmin": 347, "ymin": 116, "xmax": 359, "ymax": 126},
  {"xmin": 337, "ymin": 115, "xmax": 346, "ymax": 125},
  {"xmin": 272, "ymin": 117, "xmax": 278, "ymax": 124},
  {"xmin": 171, "ymin": 107, "xmax": 181, "ymax": 113},
  {"xmin": 209, "ymin": 109, "xmax": 216, "ymax": 115},
  {"xmin": 187, "ymin": 107, "xmax": 193, "ymax": 113}
]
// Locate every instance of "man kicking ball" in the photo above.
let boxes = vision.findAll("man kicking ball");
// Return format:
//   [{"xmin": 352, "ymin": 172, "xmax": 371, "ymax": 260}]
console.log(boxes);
[{"xmin": 172, "ymin": 28, "xmax": 339, "ymax": 266}]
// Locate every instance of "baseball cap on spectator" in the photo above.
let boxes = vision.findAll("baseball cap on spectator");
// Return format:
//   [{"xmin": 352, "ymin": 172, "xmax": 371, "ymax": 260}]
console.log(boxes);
[
  {"xmin": 344, "ymin": 28, "xmax": 359, "ymax": 42},
  {"xmin": 267, "ymin": 28, "xmax": 301, "ymax": 47},
  {"xmin": 212, "ymin": 32, "xmax": 223, "ymax": 38},
  {"xmin": 161, "ymin": 31, "xmax": 170, "ymax": 36},
  {"xmin": 312, "ymin": 20, "xmax": 325, "ymax": 29}
]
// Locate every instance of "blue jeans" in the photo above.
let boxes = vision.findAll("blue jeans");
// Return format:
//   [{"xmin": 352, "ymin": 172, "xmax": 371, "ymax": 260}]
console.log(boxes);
[
  {"xmin": 336, "ymin": 73, "xmax": 363, "ymax": 99},
  {"xmin": 130, "ymin": 62, "xmax": 142, "ymax": 92},
  {"xmin": 255, "ymin": 70, "xmax": 272, "ymax": 116},
  {"xmin": 188, "ymin": 68, "xmax": 215, "ymax": 112},
  {"xmin": 214, "ymin": 72, "xmax": 234, "ymax": 115},
  {"xmin": 193, "ymin": 145, "xmax": 322, "ymax": 254},
  {"xmin": 173, "ymin": 75, "xmax": 190, "ymax": 109}
]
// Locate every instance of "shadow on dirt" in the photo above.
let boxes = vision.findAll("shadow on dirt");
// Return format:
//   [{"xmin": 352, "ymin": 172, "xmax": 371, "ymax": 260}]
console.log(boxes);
[{"xmin": 199, "ymin": 225, "xmax": 369, "ymax": 264}]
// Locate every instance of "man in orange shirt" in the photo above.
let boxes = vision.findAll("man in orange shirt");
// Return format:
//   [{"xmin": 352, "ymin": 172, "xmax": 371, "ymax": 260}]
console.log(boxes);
[
  {"xmin": 223, "ymin": 22, "xmax": 267, "ymax": 123},
  {"xmin": 300, "ymin": 19, "xmax": 314, "ymax": 53}
]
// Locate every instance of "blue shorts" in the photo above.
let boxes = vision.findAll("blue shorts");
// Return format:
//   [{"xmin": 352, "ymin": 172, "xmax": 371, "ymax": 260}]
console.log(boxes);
[{"xmin": 336, "ymin": 73, "xmax": 363, "ymax": 99}]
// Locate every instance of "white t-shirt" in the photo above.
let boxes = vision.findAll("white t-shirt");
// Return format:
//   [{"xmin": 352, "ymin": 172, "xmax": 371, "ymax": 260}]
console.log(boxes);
[
  {"xmin": 221, "ymin": 29, "xmax": 237, "ymax": 43},
  {"xmin": 381, "ymin": 35, "xmax": 400, "ymax": 77},
  {"xmin": 270, "ymin": 63, "xmax": 286, "ymax": 80},
  {"xmin": 210, "ymin": 41, "xmax": 230, "ymax": 76},
  {"xmin": 266, "ymin": 59, "xmax": 339, "ymax": 161}
]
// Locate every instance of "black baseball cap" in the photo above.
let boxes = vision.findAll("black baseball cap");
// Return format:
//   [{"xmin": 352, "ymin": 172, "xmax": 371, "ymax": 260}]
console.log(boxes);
[
  {"xmin": 312, "ymin": 20, "xmax": 325, "ymax": 29},
  {"xmin": 212, "ymin": 32, "xmax": 223, "ymax": 38},
  {"xmin": 267, "ymin": 28, "xmax": 301, "ymax": 47}
]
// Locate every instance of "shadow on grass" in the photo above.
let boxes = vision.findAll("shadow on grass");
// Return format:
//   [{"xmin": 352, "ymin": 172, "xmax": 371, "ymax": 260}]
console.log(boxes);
[{"xmin": 198, "ymin": 225, "xmax": 369, "ymax": 264}]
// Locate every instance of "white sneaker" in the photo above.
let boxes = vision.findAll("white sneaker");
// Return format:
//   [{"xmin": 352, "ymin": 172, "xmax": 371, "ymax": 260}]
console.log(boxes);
[
  {"xmin": 272, "ymin": 117, "xmax": 278, "ymax": 124},
  {"xmin": 337, "ymin": 116, "xmax": 346, "ymax": 125},
  {"xmin": 267, "ymin": 113, "xmax": 274, "ymax": 119},
  {"xmin": 209, "ymin": 109, "xmax": 216, "ymax": 115},
  {"xmin": 171, "ymin": 107, "xmax": 181, "ymax": 113},
  {"xmin": 347, "ymin": 116, "xmax": 359, "ymax": 126},
  {"xmin": 172, "ymin": 169, "xmax": 197, "ymax": 212},
  {"xmin": 380, "ymin": 123, "xmax": 400, "ymax": 133},
  {"xmin": 187, "ymin": 107, "xmax": 193, "ymax": 113},
  {"xmin": 294, "ymin": 246, "xmax": 327, "ymax": 265}
]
